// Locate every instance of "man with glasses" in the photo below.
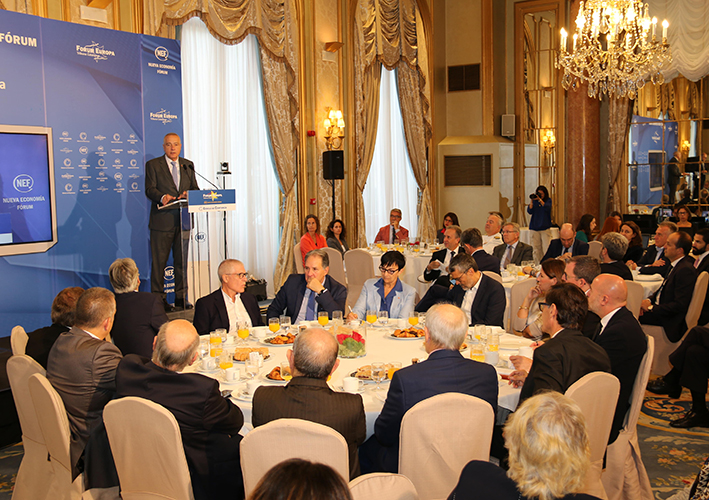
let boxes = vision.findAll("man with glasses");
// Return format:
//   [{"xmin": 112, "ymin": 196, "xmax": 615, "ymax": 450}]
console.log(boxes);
[
  {"xmin": 193, "ymin": 259, "xmax": 263, "ymax": 335},
  {"xmin": 423, "ymin": 225, "xmax": 465, "ymax": 286},
  {"xmin": 374, "ymin": 208, "xmax": 409, "ymax": 244},
  {"xmin": 628, "ymin": 221, "xmax": 677, "ymax": 276},
  {"xmin": 493, "ymin": 222, "xmax": 534, "ymax": 270}
]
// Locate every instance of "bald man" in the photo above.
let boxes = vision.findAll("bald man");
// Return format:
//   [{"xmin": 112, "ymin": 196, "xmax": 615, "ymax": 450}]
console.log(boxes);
[
  {"xmin": 116, "ymin": 320, "xmax": 244, "ymax": 500},
  {"xmin": 541, "ymin": 223, "xmax": 589, "ymax": 262},
  {"xmin": 252, "ymin": 329, "xmax": 366, "ymax": 478},
  {"xmin": 588, "ymin": 274, "xmax": 647, "ymax": 444}
]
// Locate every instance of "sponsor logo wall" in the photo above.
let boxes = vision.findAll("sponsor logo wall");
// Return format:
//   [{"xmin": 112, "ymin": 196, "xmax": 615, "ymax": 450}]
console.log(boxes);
[{"xmin": 0, "ymin": 9, "xmax": 183, "ymax": 333}]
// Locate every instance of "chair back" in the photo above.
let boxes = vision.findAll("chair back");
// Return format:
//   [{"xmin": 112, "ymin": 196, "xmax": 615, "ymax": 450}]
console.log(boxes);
[
  {"xmin": 323, "ymin": 247, "xmax": 347, "ymax": 287},
  {"xmin": 349, "ymin": 473, "xmax": 419, "ymax": 500},
  {"xmin": 399, "ymin": 393, "xmax": 494, "ymax": 500},
  {"xmin": 294, "ymin": 243, "xmax": 304, "ymax": 273},
  {"xmin": 482, "ymin": 271, "xmax": 503, "ymax": 284},
  {"xmin": 344, "ymin": 249, "xmax": 376, "ymax": 310},
  {"xmin": 508, "ymin": 278, "xmax": 537, "ymax": 333},
  {"xmin": 685, "ymin": 271, "xmax": 708, "ymax": 329},
  {"xmin": 11, "ymin": 325, "xmax": 28, "ymax": 355},
  {"xmin": 240, "ymin": 418, "xmax": 349, "ymax": 498},
  {"xmin": 564, "ymin": 372, "xmax": 620, "ymax": 500},
  {"xmin": 588, "ymin": 240, "xmax": 603, "ymax": 261},
  {"xmin": 624, "ymin": 281, "xmax": 644, "ymax": 319},
  {"xmin": 103, "ymin": 397, "xmax": 194, "ymax": 500}
]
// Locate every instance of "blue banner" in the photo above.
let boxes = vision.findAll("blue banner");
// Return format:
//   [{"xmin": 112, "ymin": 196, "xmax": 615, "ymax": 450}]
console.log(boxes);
[{"xmin": 629, "ymin": 115, "xmax": 678, "ymax": 205}]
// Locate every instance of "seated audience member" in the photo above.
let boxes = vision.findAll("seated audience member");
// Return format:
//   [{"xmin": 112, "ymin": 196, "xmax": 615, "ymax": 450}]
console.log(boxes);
[
  {"xmin": 628, "ymin": 222, "xmax": 677, "ymax": 276},
  {"xmin": 300, "ymin": 214, "xmax": 326, "ymax": 266},
  {"xmin": 509, "ymin": 283, "xmax": 611, "ymax": 402},
  {"xmin": 541, "ymin": 223, "xmax": 589, "ymax": 262},
  {"xmin": 587, "ymin": 274, "xmax": 647, "ymax": 444},
  {"xmin": 575, "ymin": 213, "xmax": 597, "ymax": 243},
  {"xmin": 374, "ymin": 208, "xmax": 409, "ymax": 244},
  {"xmin": 448, "ymin": 392, "xmax": 599, "ymax": 500},
  {"xmin": 415, "ymin": 254, "xmax": 506, "ymax": 327},
  {"xmin": 267, "ymin": 249, "xmax": 347, "ymax": 323},
  {"xmin": 47, "ymin": 287, "xmax": 122, "ymax": 489},
  {"xmin": 513, "ymin": 259, "xmax": 565, "ymax": 340},
  {"xmin": 193, "ymin": 259, "xmax": 263, "ymax": 335},
  {"xmin": 252, "ymin": 328, "xmax": 366, "ymax": 478},
  {"xmin": 116, "ymin": 320, "xmax": 244, "ymax": 500},
  {"xmin": 493, "ymin": 222, "xmax": 534, "ymax": 269},
  {"xmin": 108, "ymin": 258, "xmax": 168, "ymax": 358},
  {"xmin": 610, "ymin": 211, "xmax": 623, "ymax": 227},
  {"xmin": 675, "ymin": 204, "xmax": 696, "ymax": 237},
  {"xmin": 437, "ymin": 212, "xmax": 459, "ymax": 244},
  {"xmin": 423, "ymin": 224, "xmax": 465, "ymax": 285},
  {"xmin": 348, "ymin": 250, "xmax": 416, "ymax": 321},
  {"xmin": 647, "ymin": 325, "xmax": 708, "ymax": 428},
  {"xmin": 562, "ymin": 256, "xmax": 602, "ymax": 338},
  {"xmin": 639, "ymin": 231, "xmax": 698, "ymax": 342},
  {"xmin": 461, "ymin": 227, "xmax": 501, "ymax": 274},
  {"xmin": 250, "ymin": 459, "xmax": 353, "ymax": 500},
  {"xmin": 325, "ymin": 218, "xmax": 349, "ymax": 256},
  {"xmin": 25, "ymin": 286, "xmax": 84, "ymax": 369},
  {"xmin": 619, "ymin": 221, "xmax": 645, "ymax": 264},
  {"xmin": 595, "ymin": 216, "xmax": 620, "ymax": 241},
  {"xmin": 360, "ymin": 304, "xmax": 498, "ymax": 473},
  {"xmin": 599, "ymin": 233, "xmax": 633, "ymax": 281},
  {"xmin": 691, "ymin": 230, "xmax": 708, "ymax": 325},
  {"xmin": 482, "ymin": 212, "xmax": 504, "ymax": 254}
]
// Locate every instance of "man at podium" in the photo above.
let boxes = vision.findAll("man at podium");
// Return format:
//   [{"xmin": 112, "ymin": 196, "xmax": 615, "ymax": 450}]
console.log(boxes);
[{"xmin": 145, "ymin": 133, "xmax": 199, "ymax": 312}]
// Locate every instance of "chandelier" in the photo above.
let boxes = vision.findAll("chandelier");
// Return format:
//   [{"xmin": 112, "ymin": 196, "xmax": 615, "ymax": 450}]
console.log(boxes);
[{"xmin": 556, "ymin": 0, "xmax": 672, "ymax": 100}]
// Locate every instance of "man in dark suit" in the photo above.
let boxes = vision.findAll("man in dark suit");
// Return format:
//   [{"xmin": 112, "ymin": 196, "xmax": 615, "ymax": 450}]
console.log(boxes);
[
  {"xmin": 640, "ymin": 231, "xmax": 699, "ymax": 342},
  {"xmin": 563, "ymin": 256, "xmax": 602, "ymax": 338},
  {"xmin": 588, "ymin": 274, "xmax": 647, "ymax": 444},
  {"xmin": 691, "ymin": 230, "xmax": 708, "ymax": 325},
  {"xmin": 360, "ymin": 304, "xmax": 498, "ymax": 473},
  {"xmin": 493, "ymin": 222, "xmax": 534, "ymax": 269},
  {"xmin": 46, "ymin": 287, "xmax": 122, "ymax": 490},
  {"xmin": 599, "ymin": 232, "xmax": 633, "ymax": 281},
  {"xmin": 415, "ymin": 253, "xmax": 506, "ymax": 328},
  {"xmin": 267, "ymin": 249, "xmax": 347, "ymax": 322},
  {"xmin": 667, "ymin": 150, "xmax": 682, "ymax": 201},
  {"xmin": 115, "ymin": 320, "xmax": 244, "ymax": 500},
  {"xmin": 145, "ymin": 133, "xmax": 199, "ymax": 311},
  {"xmin": 630, "ymin": 221, "xmax": 677, "ymax": 276},
  {"xmin": 461, "ymin": 227, "xmax": 501, "ymax": 274},
  {"xmin": 252, "ymin": 328, "xmax": 366, "ymax": 479},
  {"xmin": 193, "ymin": 259, "xmax": 263, "ymax": 335},
  {"xmin": 541, "ymin": 223, "xmax": 589, "ymax": 262},
  {"xmin": 25, "ymin": 286, "xmax": 84, "ymax": 369},
  {"xmin": 510, "ymin": 283, "xmax": 611, "ymax": 402},
  {"xmin": 108, "ymin": 258, "xmax": 168, "ymax": 358},
  {"xmin": 423, "ymin": 225, "xmax": 465, "ymax": 285}
]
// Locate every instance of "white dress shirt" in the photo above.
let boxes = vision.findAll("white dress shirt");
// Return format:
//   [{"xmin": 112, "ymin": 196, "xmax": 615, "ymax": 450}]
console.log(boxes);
[
  {"xmin": 222, "ymin": 289, "xmax": 253, "ymax": 332},
  {"xmin": 460, "ymin": 280, "xmax": 481, "ymax": 325}
]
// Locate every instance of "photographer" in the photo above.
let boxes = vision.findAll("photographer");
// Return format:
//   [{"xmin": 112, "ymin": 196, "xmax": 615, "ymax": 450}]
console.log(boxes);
[{"xmin": 527, "ymin": 185, "xmax": 552, "ymax": 263}]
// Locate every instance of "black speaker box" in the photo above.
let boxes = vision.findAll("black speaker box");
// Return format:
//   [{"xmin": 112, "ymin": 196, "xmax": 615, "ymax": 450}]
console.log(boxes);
[{"xmin": 323, "ymin": 150, "xmax": 344, "ymax": 180}]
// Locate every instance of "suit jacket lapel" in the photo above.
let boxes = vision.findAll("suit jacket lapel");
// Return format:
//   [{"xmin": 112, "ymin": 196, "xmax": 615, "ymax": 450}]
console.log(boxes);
[{"xmin": 217, "ymin": 290, "xmax": 230, "ymax": 328}]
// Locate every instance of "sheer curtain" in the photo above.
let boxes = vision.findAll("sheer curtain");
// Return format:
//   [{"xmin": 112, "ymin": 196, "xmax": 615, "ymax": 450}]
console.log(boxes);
[
  {"xmin": 181, "ymin": 18, "xmax": 280, "ymax": 296},
  {"xmin": 363, "ymin": 68, "xmax": 419, "ymax": 243}
]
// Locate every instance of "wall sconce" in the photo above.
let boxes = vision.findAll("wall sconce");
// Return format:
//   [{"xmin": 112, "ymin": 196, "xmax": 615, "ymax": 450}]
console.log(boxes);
[
  {"xmin": 542, "ymin": 129, "xmax": 556, "ymax": 156},
  {"xmin": 681, "ymin": 140, "xmax": 690, "ymax": 155},
  {"xmin": 324, "ymin": 108, "xmax": 345, "ymax": 150}
]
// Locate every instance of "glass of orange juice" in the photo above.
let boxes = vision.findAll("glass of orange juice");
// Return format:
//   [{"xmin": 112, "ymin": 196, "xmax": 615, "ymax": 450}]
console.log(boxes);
[
  {"xmin": 487, "ymin": 333, "xmax": 500, "ymax": 352},
  {"xmin": 237, "ymin": 321, "xmax": 250, "ymax": 345},
  {"xmin": 470, "ymin": 341, "xmax": 485, "ymax": 362},
  {"xmin": 366, "ymin": 310, "xmax": 377, "ymax": 325},
  {"xmin": 318, "ymin": 311, "xmax": 330, "ymax": 326},
  {"xmin": 408, "ymin": 312, "xmax": 419, "ymax": 326},
  {"xmin": 219, "ymin": 351, "xmax": 233, "ymax": 370},
  {"xmin": 268, "ymin": 317, "xmax": 280, "ymax": 334},
  {"xmin": 280, "ymin": 362, "xmax": 292, "ymax": 381},
  {"xmin": 387, "ymin": 361, "xmax": 402, "ymax": 380},
  {"xmin": 210, "ymin": 342, "xmax": 223, "ymax": 358}
]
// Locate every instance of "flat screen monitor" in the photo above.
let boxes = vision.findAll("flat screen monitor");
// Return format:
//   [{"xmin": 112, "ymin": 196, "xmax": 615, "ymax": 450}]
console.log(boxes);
[{"xmin": 0, "ymin": 124, "xmax": 57, "ymax": 256}]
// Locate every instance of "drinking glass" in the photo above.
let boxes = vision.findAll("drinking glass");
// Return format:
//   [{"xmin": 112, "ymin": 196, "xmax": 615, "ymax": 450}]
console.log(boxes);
[
  {"xmin": 219, "ymin": 351, "xmax": 233, "ymax": 370},
  {"xmin": 487, "ymin": 333, "xmax": 500, "ymax": 352},
  {"xmin": 198, "ymin": 339, "xmax": 209, "ymax": 359},
  {"xmin": 245, "ymin": 359, "xmax": 259, "ymax": 379},
  {"xmin": 470, "ymin": 341, "xmax": 485, "ymax": 362},
  {"xmin": 387, "ymin": 361, "xmax": 402, "ymax": 380},
  {"xmin": 280, "ymin": 362, "xmax": 292, "ymax": 381},
  {"xmin": 280, "ymin": 315, "xmax": 292, "ymax": 332},
  {"xmin": 366, "ymin": 310, "xmax": 377, "ymax": 326},
  {"xmin": 318, "ymin": 311, "xmax": 330, "ymax": 326},
  {"xmin": 210, "ymin": 340, "xmax": 223, "ymax": 358},
  {"xmin": 215, "ymin": 328, "xmax": 227, "ymax": 343},
  {"xmin": 408, "ymin": 312, "xmax": 419, "ymax": 327},
  {"xmin": 237, "ymin": 321, "xmax": 250, "ymax": 345},
  {"xmin": 377, "ymin": 311, "xmax": 389, "ymax": 327},
  {"xmin": 417, "ymin": 312, "xmax": 426, "ymax": 327},
  {"xmin": 371, "ymin": 362, "xmax": 386, "ymax": 391},
  {"xmin": 473, "ymin": 324, "xmax": 484, "ymax": 341},
  {"xmin": 209, "ymin": 331, "xmax": 222, "ymax": 346},
  {"xmin": 268, "ymin": 317, "xmax": 280, "ymax": 334},
  {"xmin": 332, "ymin": 311, "xmax": 344, "ymax": 328}
]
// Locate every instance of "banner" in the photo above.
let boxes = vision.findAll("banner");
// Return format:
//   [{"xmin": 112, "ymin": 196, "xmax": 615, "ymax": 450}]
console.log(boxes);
[{"xmin": 629, "ymin": 115, "xmax": 678, "ymax": 205}]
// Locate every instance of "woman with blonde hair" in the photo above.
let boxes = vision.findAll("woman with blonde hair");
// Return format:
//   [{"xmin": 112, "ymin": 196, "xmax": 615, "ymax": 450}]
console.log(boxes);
[{"xmin": 447, "ymin": 392, "xmax": 599, "ymax": 500}]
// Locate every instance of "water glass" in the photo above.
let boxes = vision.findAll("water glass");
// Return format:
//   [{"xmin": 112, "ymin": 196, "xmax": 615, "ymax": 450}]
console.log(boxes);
[
  {"xmin": 198, "ymin": 339, "xmax": 209, "ymax": 359},
  {"xmin": 245, "ymin": 359, "xmax": 259, "ymax": 379},
  {"xmin": 332, "ymin": 311, "xmax": 344, "ymax": 328},
  {"xmin": 215, "ymin": 328, "xmax": 227, "ymax": 343},
  {"xmin": 280, "ymin": 362, "xmax": 292, "ymax": 381},
  {"xmin": 371, "ymin": 362, "xmax": 386, "ymax": 391},
  {"xmin": 377, "ymin": 311, "xmax": 389, "ymax": 327},
  {"xmin": 279, "ymin": 315, "xmax": 291, "ymax": 332}
]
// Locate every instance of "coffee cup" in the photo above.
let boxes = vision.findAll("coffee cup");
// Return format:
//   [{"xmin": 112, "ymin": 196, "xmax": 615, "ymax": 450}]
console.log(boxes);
[
  {"xmin": 342, "ymin": 376, "xmax": 363, "ymax": 394},
  {"xmin": 485, "ymin": 350, "xmax": 499, "ymax": 366},
  {"xmin": 224, "ymin": 366, "xmax": 239, "ymax": 382},
  {"xmin": 518, "ymin": 346, "xmax": 534, "ymax": 358},
  {"xmin": 246, "ymin": 379, "xmax": 260, "ymax": 395},
  {"xmin": 201, "ymin": 357, "xmax": 216, "ymax": 371}
]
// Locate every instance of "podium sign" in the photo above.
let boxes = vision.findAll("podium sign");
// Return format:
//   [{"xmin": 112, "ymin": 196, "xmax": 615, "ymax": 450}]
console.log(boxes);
[{"xmin": 188, "ymin": 189, "xmax": 236, "ymax": 213}]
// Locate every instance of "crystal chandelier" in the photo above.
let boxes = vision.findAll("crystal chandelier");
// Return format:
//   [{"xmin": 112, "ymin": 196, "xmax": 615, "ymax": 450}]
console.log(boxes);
[{"xmin": 556, "ymin": 0, "xmax": 672, "ymax": 100}]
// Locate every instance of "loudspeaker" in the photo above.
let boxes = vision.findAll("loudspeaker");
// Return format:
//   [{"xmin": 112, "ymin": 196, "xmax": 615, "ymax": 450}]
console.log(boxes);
[
  {"xmin": 323, "ymin": 150, "xmax": 344, "ymax": 180},
  {"xmin": 501, "ymin": 114, "xmax": 515, "ymax": 137}
]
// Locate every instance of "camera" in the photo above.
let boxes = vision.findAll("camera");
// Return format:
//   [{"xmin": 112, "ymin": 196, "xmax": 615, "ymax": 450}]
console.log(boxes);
[{"xmin": 529, "ymin": 193, "xmax": 538, "ymax": 200}]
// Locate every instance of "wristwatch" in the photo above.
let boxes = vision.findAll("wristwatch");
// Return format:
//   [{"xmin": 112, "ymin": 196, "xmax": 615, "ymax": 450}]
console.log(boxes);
[
  {"xmin": 318, "ymin": 288, "xmax": 328, "ymax": 296},
  {"xmin": 647, "ymin": 304, "xmax": 654, "ymax": 312}
]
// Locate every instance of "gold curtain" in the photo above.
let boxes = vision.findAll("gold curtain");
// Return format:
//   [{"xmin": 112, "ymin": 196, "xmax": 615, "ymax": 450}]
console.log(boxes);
[
  {"xmin": 145, "ymin": 0, "xmax": 300, "ymax": 289},
  {"xmin": 606, "ymin": 97, "xmax": 632, "ymax": 215}
]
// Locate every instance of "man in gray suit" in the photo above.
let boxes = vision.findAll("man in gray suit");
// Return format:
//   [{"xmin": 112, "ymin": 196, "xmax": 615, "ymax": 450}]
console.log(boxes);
[
  {"xmin": 145, "ymin": 133, "xmax": 199, "ymax": 311},
  {"xmin": 46, "ymin": 287, "xmax": 122, "ymax": 489},
  {"xmin": 493, "ymin": 222, "xmax": 534, "ymax": 269}
]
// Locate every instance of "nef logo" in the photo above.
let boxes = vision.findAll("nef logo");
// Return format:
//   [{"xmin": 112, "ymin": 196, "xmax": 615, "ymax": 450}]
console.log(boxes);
[
  {"xmin": 13, "ymin": 174, "xmax": 34, "ymax": 193},
  {"xmin": 165, "ymin": 266, "xmax": 175, "ymax": 280},
  {"xmin": 155, "ymin": 46, "xmax": 169, "ymax": 61}
]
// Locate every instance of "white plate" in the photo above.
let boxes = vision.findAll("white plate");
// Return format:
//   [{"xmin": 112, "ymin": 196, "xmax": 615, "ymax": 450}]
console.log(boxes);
[
  {"xmin": 349, "ymin": 370, "xmax": 392, "ymax": 384},
  {"xmin": 635, "ymin": 273, "xmax": 663, "ymax": 282},
  {"xmin": 232, "ymin": 390, "xmax": 254, "ymax": 402},
  {"xmin": 260, "ymin": 336, "xmax": 295, "ymax": 347},
  {"xmin": 388, "ymin": 331, "xmax": 425, "ymax": 340},
  {"xmin": 261, "ymin": 372, "xmax": 290, "ymax": 384},
  {"xmin": 333, "ymin": 385, "xmax": 365, "ymax": 394},
  {"xmin": 196, "ymin": 367, "xmax": 221, "ymax": 375}
]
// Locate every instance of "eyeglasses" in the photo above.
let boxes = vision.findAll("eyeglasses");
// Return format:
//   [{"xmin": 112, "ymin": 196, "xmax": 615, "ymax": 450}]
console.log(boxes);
[
  {"xmin": 227, "ymin": 272, "xmax": 249, "ymax": 280},
  {"xmin": 379, "ymin": 266, "xmax": 400, "ymax": 275},
  {"xmin": 501, "ymin": 230, "xmax": 517, "ymax": 235},
  {"xmin": 538, "ymin": 302, "xmax": 550, "ymax": 312},
  {"xmin": 390, "ymin": 214, "xmax": 402, "ymax": 219}
]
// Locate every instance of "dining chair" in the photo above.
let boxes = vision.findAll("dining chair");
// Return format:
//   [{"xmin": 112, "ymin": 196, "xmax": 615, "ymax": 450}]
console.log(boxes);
[
  {"xmin": 588, "ymin": 240, "xmax": 603, "ymax": 261},
  {"xmin": 10, "ymin": 325, "xmax": 28, "ymax": 356},
  {"xmin": 508, "ymin": 278, "xmax": 537, "ymax": 334},
  {"xmin": 642, "ymin": 271, "xmax": 708, "ymax": 375},
  {"xmin": 344, "ymin": 249, "xmax": 375, "ymax": 311},
  {"xmin": 564, "ymin": 372, "xmax": 620, "ymax": 500},
  {"xmin": 349, "ymin": 473, "xmax": 419, "ymax": 500},
  {"xmin": 103, "ymin": 397, "xmax": 194, "ymax": 500},
  {"xmin": 7, "ymin": 355, "xmax": 53, "ymax": 500},
  {"xmin": 27, "ymin": 373, "xmax": 85, "ymax": 500},
  {"xmin": 624, "ymin": 280, "xmax": 644, "ymax": 319},
  {"xmin": 323, "ymin": 246, "xmax": 347, "ymax": 288},
  {"xmin": 240, "ymin": 418, "xmax": 349, "ymax": 498},
  {"xmin": 602, "ymin": 336, "xmax": 655, "ymax": 500},
  {"xmin": 398, "ymin": 393, "xmax": 494, "ymax": 500},
  {"xmin": 482, "ymin": 270, "xmax": 503, "ymax": 284},
  {"xmin": 293, "ymin": 243, "xmax": 304, "ymax": 273}
]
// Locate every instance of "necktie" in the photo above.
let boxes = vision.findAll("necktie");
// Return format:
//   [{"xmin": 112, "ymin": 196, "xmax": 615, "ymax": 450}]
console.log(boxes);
[
  {"xmin": 654, "ymin": 267, "xmax": 674, "ymax": 305},
  {"xmin": 694, "ymin": 257, "xmax": 700, "ymax": 269},
  {"xmin": 391, "ymin": 225, "xmax": 396, "ymax": 244},
  {"xmin": 591, "ymin": 322, "xmax": 602, "ymax": 341},
  {"xmin": 305, "ymin": 291, "xmax": 316, "ymax": 320},
  {"xmin": 503, "ymin": 246, "xmax": 513, "ymax": 268},
  {"xmin": 171, "ymin": 161, "xmax": 180, "ymax": 189}
]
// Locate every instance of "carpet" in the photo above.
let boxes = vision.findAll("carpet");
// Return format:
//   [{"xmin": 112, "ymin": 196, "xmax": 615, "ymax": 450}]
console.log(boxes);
[{"xmin": 0, "ymin": 443, "xmax": 22, "ymax": 499}]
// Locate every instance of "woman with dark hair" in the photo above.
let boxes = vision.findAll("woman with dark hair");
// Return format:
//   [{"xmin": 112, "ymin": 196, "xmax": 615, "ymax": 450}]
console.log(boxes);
[
  {"xmin": 437, "ymin": 212, "xmax": 460, "ymax": 243},
  {"xmin": 326, "ymin": 219, "xmax": 349, "ymax": 256},
  {"xmin": 249, "ymin": 459, "xmax": 353, "ymax": 500},
  {"xmin": 620, "ymin": 221, "xmax": 644, "ymax": 264},
  {"xmin": 594, "ymin": 216, "xmax": 620, "ymax": 241},
  {"xmin": 527, "ymin": 185, "xmax": 552, "ymax": 262},
  {"xmin": 299, "ymin": 214, "xmax": 326, "ymax": 266},
  {"xmin": 675, "ymin": 205, "xmax": 696, "ymax": 237},
  {"xmin": 575, "ymin": 214, "xmax": 596, "ymax": 243},
  {"xmin": 513, "ymin": 259, "xmax": 566, "ymax": 340}
]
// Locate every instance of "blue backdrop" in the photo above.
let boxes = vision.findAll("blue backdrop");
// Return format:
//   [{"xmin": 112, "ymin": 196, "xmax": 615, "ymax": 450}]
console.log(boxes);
[
  {"xmin": 0, "ymin": 9, "xmax": 183, "ymax": 334},
  {"xmin": 629, "ymin": 115, "xmax": 678, "ymax": 206}
]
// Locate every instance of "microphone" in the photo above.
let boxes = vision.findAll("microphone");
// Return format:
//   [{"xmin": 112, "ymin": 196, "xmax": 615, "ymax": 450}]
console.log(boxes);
[{"xmin": 184, "ymin": 162, "xmax": 220, "ymax": 190}]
